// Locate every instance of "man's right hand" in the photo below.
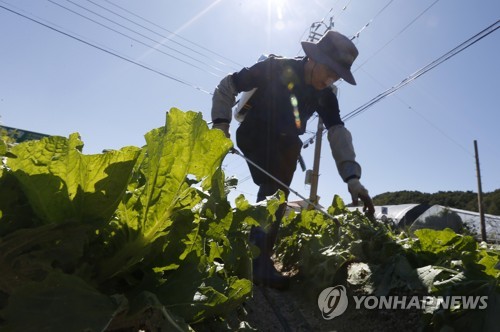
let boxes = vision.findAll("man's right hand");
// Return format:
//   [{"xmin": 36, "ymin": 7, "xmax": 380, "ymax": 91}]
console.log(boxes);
[{"xmin": 212, "ymin": 122, "xmax": 230, "ymax": 138}]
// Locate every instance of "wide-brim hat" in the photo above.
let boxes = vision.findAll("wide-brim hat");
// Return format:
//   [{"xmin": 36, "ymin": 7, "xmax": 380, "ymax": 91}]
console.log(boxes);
[{"xmin": 301, "ymin": 31, "xmax": 359, "ymax": 85}]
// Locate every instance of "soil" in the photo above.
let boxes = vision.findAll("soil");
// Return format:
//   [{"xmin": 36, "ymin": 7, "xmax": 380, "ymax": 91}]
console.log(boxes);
[
  {"xmin": 195, "ymin": 272, "xmax": 423, "ymax": 332},
  {"xmin": 241, "ymin": 281, "xmax": 421, "ymax": 332}
]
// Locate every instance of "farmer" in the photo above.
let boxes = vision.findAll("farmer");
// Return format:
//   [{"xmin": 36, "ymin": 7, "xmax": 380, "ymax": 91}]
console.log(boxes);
[{"xmin": 211, "ymin": 30, "xmax": 375, "ymax": 289}]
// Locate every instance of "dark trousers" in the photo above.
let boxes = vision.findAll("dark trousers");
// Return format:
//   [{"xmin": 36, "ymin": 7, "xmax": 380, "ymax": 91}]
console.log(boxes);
[
  {"xmin": 236, "ymin": 126, "xmax": 302, "ymax": 203},
  {"xmin": 236, "ymin": 125, "xmax": 302, "ymax": 255}
]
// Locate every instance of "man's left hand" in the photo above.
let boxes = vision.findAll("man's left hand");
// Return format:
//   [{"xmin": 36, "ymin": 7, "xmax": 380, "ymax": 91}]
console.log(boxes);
[
  {"xmin": 348, "ymin": 178, "xmax": 375, "ymax": 215},
  {"xmin": 212, "ymin": 122, "xmax": 230, "ymax": 138}
]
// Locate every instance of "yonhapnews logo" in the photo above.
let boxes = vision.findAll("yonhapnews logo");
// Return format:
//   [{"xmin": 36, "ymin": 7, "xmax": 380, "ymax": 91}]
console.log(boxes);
[
  {"xmin": 317, "ymin": 285, "xmax": 349, "ymax": 319},
  {"xmin": 318, "ymin": 285, "xmax": 488, "ymax": 319}
]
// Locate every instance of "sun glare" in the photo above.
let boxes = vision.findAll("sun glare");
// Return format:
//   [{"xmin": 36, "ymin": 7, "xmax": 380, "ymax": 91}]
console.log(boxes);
[
  {"xmin": 270, "ymin": 0, "xmax": 286, "ymax": 19},
  {"xmin": 268, "ymin": 0, "xmax": 287, "ymax": 30}
]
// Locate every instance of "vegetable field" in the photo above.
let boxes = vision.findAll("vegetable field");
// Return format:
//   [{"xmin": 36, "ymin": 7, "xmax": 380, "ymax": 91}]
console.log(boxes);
[{"xmin": 0, "ymin": 109, "xmax": 498, "ymax": 331}]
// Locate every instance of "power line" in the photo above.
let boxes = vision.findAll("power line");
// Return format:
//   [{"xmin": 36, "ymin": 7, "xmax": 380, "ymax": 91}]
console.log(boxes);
[
  {"xmin": 340, "ymin": 0, "xmax": 354, "ymax": 14},
  {"xmin": 84, "ymin": 0, "xmax": 237, "ymax": 72},
  {"xmin": 62, "ymin": 0, "xmax": 228, "ymax": 74},
  {"xmin": 296, "ymin": 0, "xmax": 398, "ymax": 73},
  {"xmin": 6, "ymin": 0, "xmax": 253, "ymax": 192},
  {"xmin": 352, "ymin": 0, "xmax": 441, "ymax": 73},
  {"xmin": 0, "ymin": 3, "xmax": 212, "ymax": 95},
  {"xmin": 301, "ymin": 19, "xmax": 499, "ymax": 147},
  {"xmin": 297, "ymin": 0, "xmax": 393, "ymax": 147},
  {"xmin": 342, "ymin": 19, "xmax": 500, "ymax": 122},
  {"xmin": 102, "ymin": 0, "xmax": 243, "ymax": 69},
  {"xmin": 359, "ymin": 66, "xmax": 474, "ymax": 157},
  {"xmin": 48, "ymin": 0, "xmax": 223, "ymax": 77},
  {"xmin": 296, "ymin": 0, "xmax": 350, "ymax": 46},
  {"xmin": 350, "ymin": 0, "xmax": 395, "ymax": 41}
]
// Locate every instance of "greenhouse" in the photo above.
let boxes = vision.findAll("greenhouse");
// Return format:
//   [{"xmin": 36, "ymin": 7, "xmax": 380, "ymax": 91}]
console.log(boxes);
[{"xmin": 348, "ymin": 203, "xmax": 500, "ymax": 243}]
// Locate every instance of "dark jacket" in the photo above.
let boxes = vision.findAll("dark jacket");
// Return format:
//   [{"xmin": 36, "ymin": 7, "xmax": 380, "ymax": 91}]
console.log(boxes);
[
  {"xmin": 231, "ymin": 55, "xmax": 344, "ymax": 137},
  {"xmin": 210, "ymin": 55, "xmax": 362, "ymax": 185}
]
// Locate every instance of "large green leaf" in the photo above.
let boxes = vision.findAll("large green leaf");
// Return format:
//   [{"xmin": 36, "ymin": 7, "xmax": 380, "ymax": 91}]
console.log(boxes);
[
  {"xmin": 97, "ymin": 109, "xmax": 232, "ymax": 280},
  {"xmin": 0, "ymin": 222, "xmax": 90, "ymax": 294},
  {"xmin": 0, "ymin": 109, "xmax": 253, "ymax": 329},
  {"xmin": 347, "ymin": 257, "xmax": 428, "ymax": 296},
  {"xmin": 0, "ymin": 171, "xmax": 36, "ymax": 235},
  {"xmin": 1, "ymin": 271, "xmax": 124, "ymax": 332},
  {"xmin": 0, "ymin": 139, "xmax": 6, "ymax": 156},
  {"xmin": 6, "ymin": 133, "xmax": 140, "ymax": 224},
  {"xmin": 477, "ymin": 250, "xmax": 500, "ymax": 279},
  {"xmin": 157, "ymin": 252, "xmax": 251, "ymax": 324},
  {"xmin": 413, "ymin": 228, "xmax": 477, "ymax": 255},
  {"xmin": 139, "ymin": 108, "xmax": 232, "ymax": 239}
]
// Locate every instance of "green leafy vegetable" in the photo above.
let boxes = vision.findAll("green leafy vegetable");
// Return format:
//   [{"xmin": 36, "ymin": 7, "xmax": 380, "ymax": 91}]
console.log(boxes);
[
  {"xmin": 6, "ymin": 133, "xmax": 140, "ymax": 225},
  {"xmin": 0, "ymin": 108, "xmax": 254, "ymax": 331},
  {"xmin": 275, "ymin": 197, "xmax": 500, "ymax": 330},
  {"xmin": 1, "ymin": 108, "xmax": 498, "ymax": 331}
]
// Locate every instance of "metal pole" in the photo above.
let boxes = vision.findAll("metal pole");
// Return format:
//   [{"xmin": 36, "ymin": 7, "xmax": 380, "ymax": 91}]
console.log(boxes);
[
  {"xmin": 308, "ymin": 85, "xmax": 337, "ymax": 207},
  {"xmin": 474, "ymin": 140, "xmax": 487, "ymax": 242},
  {"xmin": 309, "ymin": 117, "xmax": 323, "ymax": 206},
  {"xmin": 305, "ymin": 19, "xmax": 335, "ymax": 207}
]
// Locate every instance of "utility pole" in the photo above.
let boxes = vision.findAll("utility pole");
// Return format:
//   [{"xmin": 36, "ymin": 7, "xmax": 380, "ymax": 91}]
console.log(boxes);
[
  {"xmin": 309, "ymin": 117, "xmax": 324, "ymax": 205},
  {"xmin": 474, "ymin": 140, "xmax": 487, "ymax": 242},
  {"xmin": 305, "ymin": 17, "xmax": 335, "ymax": 207}
]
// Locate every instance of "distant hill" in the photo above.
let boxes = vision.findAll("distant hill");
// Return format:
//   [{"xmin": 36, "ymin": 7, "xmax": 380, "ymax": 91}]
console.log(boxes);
[{"xmin": 372, "ymin": 189, "xmax": 500, "ymax": 215}]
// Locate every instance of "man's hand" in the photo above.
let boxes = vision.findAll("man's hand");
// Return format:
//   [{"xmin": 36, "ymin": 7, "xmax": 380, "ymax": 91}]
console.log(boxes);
[
  {"xmin": 212, "ymin": 122, "xmax": 230, "ymax": 138},
  {"xmin": 348, "ymin": 178, "xmax": 375, "ymax": 215}
]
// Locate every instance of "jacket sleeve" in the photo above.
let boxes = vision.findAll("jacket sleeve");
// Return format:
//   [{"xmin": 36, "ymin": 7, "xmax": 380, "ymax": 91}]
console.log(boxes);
[
  {"xmin": 211, "ymin": 57, "xmax": 273, "ymax": 124},
  {"xmin": 211, "ymin": 74, "xmax": 238, "ymax": 123},
  {"xmin": 327, "ymin": 124, "xmax": 362, "ymax": 182}
]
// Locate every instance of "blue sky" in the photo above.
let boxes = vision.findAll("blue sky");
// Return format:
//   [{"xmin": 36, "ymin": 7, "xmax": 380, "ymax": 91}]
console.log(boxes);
[{"xmin": 1, "ymin": 0, "xmax": 499, "ymax": 207}]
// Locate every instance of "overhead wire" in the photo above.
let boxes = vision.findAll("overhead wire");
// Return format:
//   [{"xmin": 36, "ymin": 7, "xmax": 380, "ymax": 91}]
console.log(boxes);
[
  {"xmin": 4, "ymin": 1, "xmax": 493, "ymax": 200},
  {"xmin": 352, "ymin": 0, "xmax": 441, "ymax": 73},
  {"xmin": 0, "ymin": 3, "xmax": 213, "ymax": 95},
  {"xmin": 84, "ymin": 0, "xmax": 236, "ymax": 72},
  {"xmin": 8, "ymin": 0, "xmax": 253, "ymax": 191},
  {"xmin": 297, "ymin": 0, "xmax": 381, "ymax": 144},
  {"xmin": 340, "ymin": 0, "xmax": 354, "ymax": 13},
  {"xmin": 359, "ymin": 67, "xmax": 474, "ymax": 157},
  {"xmin": 350, "ymin": 0, "xmax": 395, "ymax": 41},
  {"xmin": 48, "ymin": 0, "xmax": 223, "ymax": 77},
  {"xmin": 79, "ymin": 0, "xmax": 251, "ymax": 191},
  {"xmin": 296, "ymin": 5, "xmax": 335, "ymax": 52},
  {"xmin": 296, "ymin": 0, "xmax": 352, "ymax": 46},
  {"xmin": 301, "ymin": 19, "xmax": 499, "ymax": 149},
  {"xmin": 342, "ymin": 19, "xmax": 500, "ymax": 122},
  {"xmin": 102, "ymin": 0, "xmax": 243, "ymax": 70}
]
